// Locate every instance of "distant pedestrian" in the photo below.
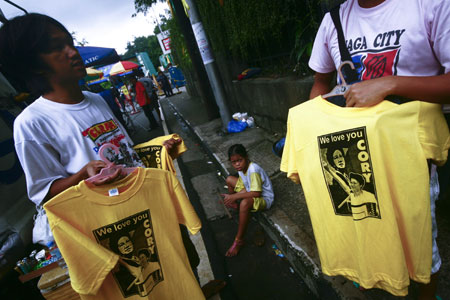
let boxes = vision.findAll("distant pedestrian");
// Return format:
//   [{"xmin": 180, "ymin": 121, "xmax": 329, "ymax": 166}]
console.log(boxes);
[
  {"xmin": 221, "ymin": 144, "xmax": 274, "ymax": 257},
  {"xmin": 110, "ymin": 76, "xmax": 127, "ymax": 111},
  {"xmin": 157, "ymin": 70, "xmax": 173, "ymax": 97},
  {"xmin": 130, "ymin": 76, "xmax": 159, "ymax": 130},
  {"xmin": 167, "ymin": 63, "xmax": 186, "ymax": 90},
  {"xmin": 98, "ymin": 85, "xmax": 129, "ymax": 132},
  {"xmin": 137, "ymin": 71, "xmax": 161, "ymax": 121}
]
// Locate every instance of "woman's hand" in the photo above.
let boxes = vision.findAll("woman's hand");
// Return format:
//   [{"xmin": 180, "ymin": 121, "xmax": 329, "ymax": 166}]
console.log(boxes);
[
  {"xmin": 321, "ymin": 159, "xmax": 329, "ymax": 169},
  {"xmin": 345, "ymin": 76, "xmax": 394, "ymax": 107}
]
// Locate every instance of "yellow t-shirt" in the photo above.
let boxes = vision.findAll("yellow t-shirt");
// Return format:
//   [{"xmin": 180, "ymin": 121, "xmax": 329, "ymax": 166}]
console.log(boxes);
[
  {"xmin": 133, "ymin": 134, "xmax": 187, "ymax": 174},
  {"xmin": 44, "ymin": 168, "xmax": 204, "ymax": 300},
  {"xmin": 280, "ymin": 97, "xmax": 450, "ymax": 296}
]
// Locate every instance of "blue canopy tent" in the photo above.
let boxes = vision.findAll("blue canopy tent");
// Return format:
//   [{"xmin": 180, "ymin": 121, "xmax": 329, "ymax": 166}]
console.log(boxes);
[{"xmin": 76, "ymin": 46, "xmax": 120, "ymax": 67}]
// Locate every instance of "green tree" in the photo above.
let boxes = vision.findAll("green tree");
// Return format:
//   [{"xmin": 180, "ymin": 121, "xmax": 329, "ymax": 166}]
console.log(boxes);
[
  {"xmin": 164, "ymin": 15, "xmax": 191, "ymax": 70},
  {"xmin": 147, "ymin": 35, "xmax": 163, "ymax": 67},
  {"xmin": 122, "ymin": 35, "xmax": 162, "ymax": 67},
  {"xmin": 153, "ymin": 14, "xmax": 169, "ymax": 35},
  {"xmin": 133, "ymin": 0, "xmax": 326, "ymax": 76},
  {"xmin": 133, "ymin": 0, "xmax": 160, "ymax": 15}
]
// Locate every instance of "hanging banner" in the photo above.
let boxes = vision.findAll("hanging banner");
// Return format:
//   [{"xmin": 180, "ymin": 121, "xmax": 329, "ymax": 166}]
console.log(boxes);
[
  {"xmin": 137, "ymin": 52, "xmax": 158, "ymax": 76},
  {"xmin": 192, "ymin": 22, "xmax": 214, "ymax": 65}
]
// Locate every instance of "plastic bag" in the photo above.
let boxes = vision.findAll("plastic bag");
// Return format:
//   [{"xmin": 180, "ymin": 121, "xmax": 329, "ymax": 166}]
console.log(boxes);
[
  {"xmin": 272, "ymin": 137, "xmax": 286, "ymax": 158},
  {"xmin": 227, "ymin": 120, "xmax": 248, "ymax": 133},
  {"xmin": 232, "ymin": 112, "xmax": 248, "ymax": 121},
  {"xmin": 32, "ymin": 206, "xmax": 54, "ymax": 246},
  {"xmin": 246, "ymin": 116, "xmax": 255, "ymax": 128},
  {"xmin": 232, "ymin": 112, "xmax": 241, "ymax": 120}
]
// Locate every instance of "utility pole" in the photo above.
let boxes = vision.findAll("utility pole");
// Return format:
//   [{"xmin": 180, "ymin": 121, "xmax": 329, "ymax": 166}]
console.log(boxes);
[
  {"xmin": 183, "ymin": 0, "xmax": 231, "ymax": 130},
  {"xmin": 151, "ymin": 5, "xmax": 164, "ymax": 35},
  {"xmin": 170, "ymin": 0, "xmax": 220, "ymax": 121}
]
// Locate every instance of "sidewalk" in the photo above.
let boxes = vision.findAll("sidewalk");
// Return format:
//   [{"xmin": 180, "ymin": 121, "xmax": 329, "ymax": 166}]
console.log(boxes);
[{"xmin": 159, "ymin": 91, "xmax": 450, "ymax": 300}]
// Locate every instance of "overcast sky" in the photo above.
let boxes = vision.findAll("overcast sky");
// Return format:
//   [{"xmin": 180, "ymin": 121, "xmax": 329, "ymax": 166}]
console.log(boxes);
[{"xmin": 0, "ymin": 0, "xmax": 169, "ymax": 54}]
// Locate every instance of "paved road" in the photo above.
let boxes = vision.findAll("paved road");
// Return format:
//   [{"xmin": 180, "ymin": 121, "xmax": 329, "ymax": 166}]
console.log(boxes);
[{"xmin": 160, "ymin": 96, "xmax": 316, "ymax": 300}]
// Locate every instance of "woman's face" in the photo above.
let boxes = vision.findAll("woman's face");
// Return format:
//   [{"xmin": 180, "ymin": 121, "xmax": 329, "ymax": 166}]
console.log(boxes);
[
  {"xmin": 139, "ymin": 253, "xmax": 148, "ymax": 267},
  {"xmin": 332, "ymin": 150, "xmax": 345, "ymax": 169},
  {"xmin": 117, "ymin": 236, "xmax": 134, "ymax": 255},
  {"xmin": 349, "ymin": 178, "xmax": 362, "ymax": 193}
]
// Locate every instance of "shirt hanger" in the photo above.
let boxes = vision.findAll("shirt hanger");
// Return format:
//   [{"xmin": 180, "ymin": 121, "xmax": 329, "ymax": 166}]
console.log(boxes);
[
  {"xmin": 322, "ymin": 60, "xmax": 356, "ymax": 99},
  {"xmin": 85, "ymin": 143, "xmax": 137, "ymax": 183}
]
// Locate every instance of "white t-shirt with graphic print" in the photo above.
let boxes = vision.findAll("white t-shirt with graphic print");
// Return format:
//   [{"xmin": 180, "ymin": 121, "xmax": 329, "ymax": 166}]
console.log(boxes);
[
  {"xmin": 14, "ymin": 91, "xmax": 143, "ymax": 205},
  {"xmin": 309, "ymin": 0, "xmax": 450, "ymax": 82}
]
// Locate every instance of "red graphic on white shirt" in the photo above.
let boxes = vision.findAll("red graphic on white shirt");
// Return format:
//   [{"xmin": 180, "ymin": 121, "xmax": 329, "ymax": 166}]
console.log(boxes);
[{"xmin": 361, "ymin": 49, "xmax": 399, "ymax": 80}]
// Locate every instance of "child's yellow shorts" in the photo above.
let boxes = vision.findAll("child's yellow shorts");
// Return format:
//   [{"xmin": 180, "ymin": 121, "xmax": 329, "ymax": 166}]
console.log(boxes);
[
  {"xmin": 250, "ymin": 196, "xmax": 267, "ymax": 212},
  {"xmin": 234, "ymin": 182, "xmax": 267, "ymax": 212}
]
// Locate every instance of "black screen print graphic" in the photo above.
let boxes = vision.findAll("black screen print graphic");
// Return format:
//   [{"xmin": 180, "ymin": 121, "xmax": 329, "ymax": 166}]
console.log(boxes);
[
  {"xmin": 317, "ymin": 127, "xmax": 381, "ymax": 220},
  {"xmin": 134, "ymin": 145, "xmax": 163, "ymax": 169},
  {"xmin": 93, "ymin": 210, "xmax": 163, "ymax": 297}
]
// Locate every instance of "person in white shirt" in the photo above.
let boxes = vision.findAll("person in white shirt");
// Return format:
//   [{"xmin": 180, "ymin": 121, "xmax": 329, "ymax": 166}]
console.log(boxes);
[{"xmin": 0, "ymin": 13, "xmax": 180, "ymax": 206}]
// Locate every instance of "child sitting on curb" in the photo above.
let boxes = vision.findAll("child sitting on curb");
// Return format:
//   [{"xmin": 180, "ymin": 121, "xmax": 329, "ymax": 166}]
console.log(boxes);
[{"xmin": 221, "ymin": 144, "xmax": 274, "ymax": 257}]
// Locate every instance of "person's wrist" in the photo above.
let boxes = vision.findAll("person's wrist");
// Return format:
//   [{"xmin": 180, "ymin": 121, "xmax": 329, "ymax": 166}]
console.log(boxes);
[
  {"xmin": 80, "ymin": 165, "xmax": 90, "ymax": 180},
  {"xmin": 383, "ymin": 76, "xmax": 397, "ymax": 97}
]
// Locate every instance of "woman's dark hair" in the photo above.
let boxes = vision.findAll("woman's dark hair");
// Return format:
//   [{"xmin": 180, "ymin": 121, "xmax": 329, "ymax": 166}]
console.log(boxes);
[
  {"xmin": 137, "ymin": 248, "xmax": 150, "ymax": 258},
  {"xmin": 0, "ymin": 13, "xmax": 72, "ymax": 95},
  {"xmin": 228, "ymin": 144, "xmax": 248, "ymax": 160},
  {"xmin": 135, "ymin": 69, "xmax": 145, "ymax": 77},
  {"xmin": 349, "ymin": 172, "xmax": 365, "ymax": 187}
]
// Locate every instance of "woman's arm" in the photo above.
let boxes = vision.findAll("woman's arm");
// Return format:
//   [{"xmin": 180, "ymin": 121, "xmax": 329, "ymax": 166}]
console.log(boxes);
[{"xmin": 323, "ymin": 163, "xmax": 351, "ymax": 195}]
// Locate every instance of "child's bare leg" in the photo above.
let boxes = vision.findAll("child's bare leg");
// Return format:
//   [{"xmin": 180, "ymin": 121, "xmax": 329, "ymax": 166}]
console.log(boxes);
[
  {"xmin": 226, "ymin": 197, "xmax": 254, "ymax": 257},
  {"xmin": 224, "ymin": 176, "xmax": 239, "ymax": 209},
  {"xmin": 236, "ymin": 198, "xmax": 253, "ymax": 240},
  {"xmin": 225, "ymin": 176, "xmax": 238, "ymax": 193}
]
